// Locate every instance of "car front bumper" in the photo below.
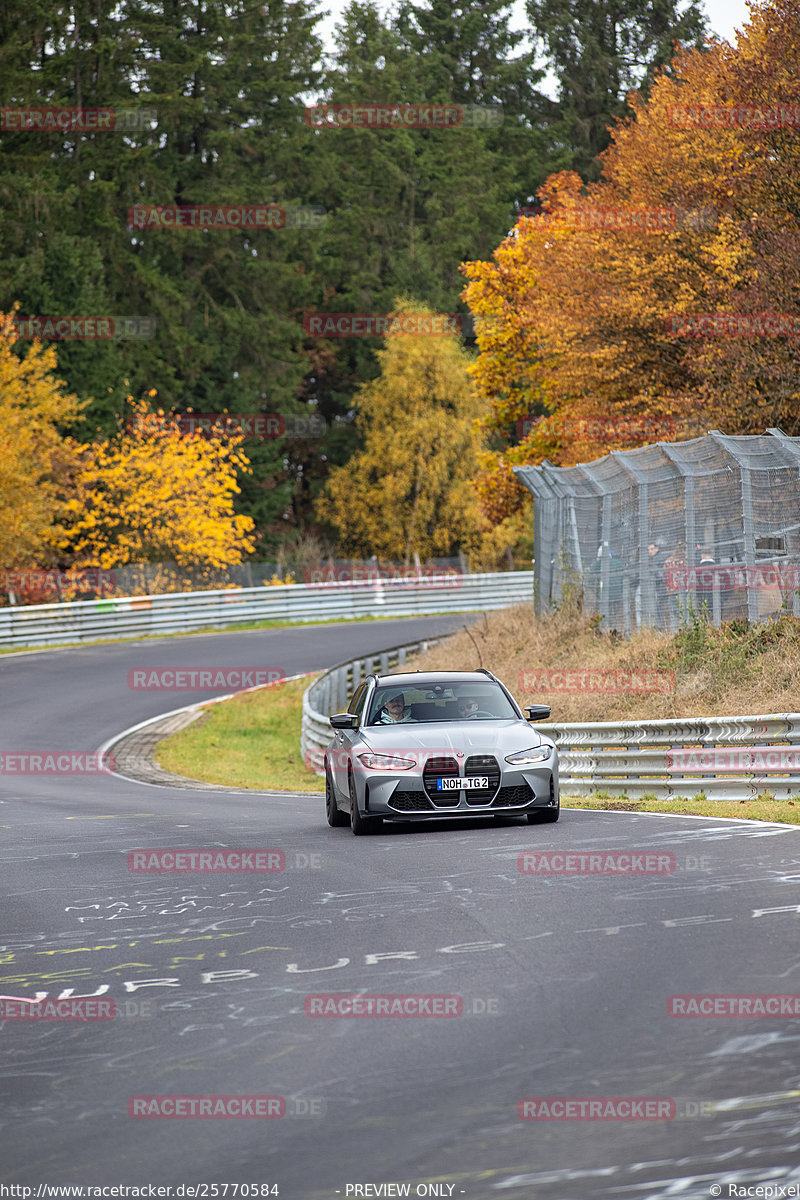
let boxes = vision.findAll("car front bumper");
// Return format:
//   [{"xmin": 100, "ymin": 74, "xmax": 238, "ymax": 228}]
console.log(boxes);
[{"xmin": 357, "ymin": 763, "xmax": 558, "ymax": 822}]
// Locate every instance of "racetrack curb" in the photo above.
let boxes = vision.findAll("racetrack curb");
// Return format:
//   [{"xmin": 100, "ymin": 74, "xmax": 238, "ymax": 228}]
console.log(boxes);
[{"xmin": 96, "ymin": 671, "xmax": 318, "ymax": 794}]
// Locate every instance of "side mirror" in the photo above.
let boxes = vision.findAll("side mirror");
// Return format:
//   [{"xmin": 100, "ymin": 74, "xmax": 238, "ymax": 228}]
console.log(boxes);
[
  {"xmin": 525, "ymin": 704, "xmax": 551, "ymax": 722},
  {"xmin": 329, "ymin": 712, "xmax": 359, "ymax": 730}
]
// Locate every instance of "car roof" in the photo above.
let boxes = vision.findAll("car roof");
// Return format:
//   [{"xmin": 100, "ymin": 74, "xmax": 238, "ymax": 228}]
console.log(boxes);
[{"xmin": 373, "ymin": 670, "xmax": 495, "ymax": 687}]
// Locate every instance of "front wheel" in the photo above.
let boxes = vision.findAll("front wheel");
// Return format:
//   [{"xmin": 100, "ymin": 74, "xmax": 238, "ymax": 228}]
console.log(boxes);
[
  {"xmin": 326, "ymin": 768, "xmax": 348, "ymax": 827},
  {"xmin": 349, "ymin": 770, "xmax": 380, "ymax": 835},
  {"xmin": 528, "ymin": 804, "xmax": 560, "ymax": 824},
  {"xmin": 528, "ymin": 776, "xmax": 560, "ymax": 823}
]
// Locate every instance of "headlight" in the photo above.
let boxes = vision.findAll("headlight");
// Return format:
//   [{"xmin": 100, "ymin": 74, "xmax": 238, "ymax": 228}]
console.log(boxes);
[
  {"xmin": 358, "ymin": 753, "xmax": 416, "ymax": 771},
  {"xmin": 505, "ymin": 746, "xmax": 552, "ymax": 765}
]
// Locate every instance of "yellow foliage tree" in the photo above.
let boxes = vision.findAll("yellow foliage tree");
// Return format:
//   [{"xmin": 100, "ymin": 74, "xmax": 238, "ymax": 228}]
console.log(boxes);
[
  {"xmin": 0, "ymin": 310, "xmax": 83, "ymax": 568},
  {"xmin": 316, "ymin": 300, "xmax": 490, "ymax": 564},
  {"xmin": 55, "ymin": 398, "xmax": 256, "ymax": 569}
]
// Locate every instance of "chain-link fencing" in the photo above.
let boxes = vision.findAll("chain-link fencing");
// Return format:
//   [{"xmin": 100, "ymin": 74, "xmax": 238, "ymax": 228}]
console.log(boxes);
[{"xmin": 514, "ymin": 428, "xmax": 800, "ymax": 631}]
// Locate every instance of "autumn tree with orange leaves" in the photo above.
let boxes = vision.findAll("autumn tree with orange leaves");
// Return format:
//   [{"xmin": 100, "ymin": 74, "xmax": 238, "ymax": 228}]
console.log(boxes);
[{"xmin": 464, "ymin": 0, "xmax": 800, "ymax": 525}]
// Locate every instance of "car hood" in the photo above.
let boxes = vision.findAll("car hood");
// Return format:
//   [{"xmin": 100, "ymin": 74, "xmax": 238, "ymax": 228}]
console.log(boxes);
[{"xmin": 360, "ymin": 720, "xmax": 548, "ymax": 755}]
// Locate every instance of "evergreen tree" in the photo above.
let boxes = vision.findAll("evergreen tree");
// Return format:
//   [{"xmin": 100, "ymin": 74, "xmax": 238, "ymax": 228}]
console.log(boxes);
[
  {"xmin": 396, "ymin": 0, "xmax": 556, "ymax": 199},
  {"xmin": 526, "ymin": 0, "xmax": 708, "ymax": 178},
  {"xmin": 303, "ymin": 1, "xmax": 529, "ymax": 502}
]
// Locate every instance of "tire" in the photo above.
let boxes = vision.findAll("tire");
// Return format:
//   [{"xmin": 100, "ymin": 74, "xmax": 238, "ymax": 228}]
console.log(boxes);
[
  {"xmin": 528, "ymin": 804, "xmax": 560, "ymax": 824},
  {"xmin": 528, "ymin": 775, "xmax": 560, "ymax": 823},
  {"xmin": 326, "ymin": 767, "xmax": 348, "ymax": 827},
  {"xmin": 349, "ymin": 769, "xmax": 379, "ymax": 835}
]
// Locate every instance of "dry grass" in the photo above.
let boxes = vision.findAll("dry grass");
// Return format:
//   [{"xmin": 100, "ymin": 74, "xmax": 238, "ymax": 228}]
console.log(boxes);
[
  {"xmin": 155, "ymin": 674, "xmax": 325, "ymax": 792},
  {"xmin": 407, "ymin": 601, "xmax": 800, "ymax": 721}
]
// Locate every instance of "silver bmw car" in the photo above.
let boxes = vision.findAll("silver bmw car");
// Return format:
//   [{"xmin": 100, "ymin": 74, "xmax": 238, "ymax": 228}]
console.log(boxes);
[{"xmin": 324, "ymin": 669, "xmax": 559, "ymax": 834}]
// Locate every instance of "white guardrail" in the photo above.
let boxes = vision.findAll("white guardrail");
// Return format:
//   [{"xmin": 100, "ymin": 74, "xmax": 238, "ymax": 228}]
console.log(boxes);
[
  {"xmin": 0, "ymin": 572, "xmax": 533, "ymax": 650},
  {"xmin": 302, "ymin": 641, "xmax": 800, "ymax": 800}
]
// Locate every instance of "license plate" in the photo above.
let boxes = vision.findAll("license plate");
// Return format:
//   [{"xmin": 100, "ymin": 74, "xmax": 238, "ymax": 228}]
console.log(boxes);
[{"xmin": 437, "ymin": 776, "xmax": 489, "ymax": 790}]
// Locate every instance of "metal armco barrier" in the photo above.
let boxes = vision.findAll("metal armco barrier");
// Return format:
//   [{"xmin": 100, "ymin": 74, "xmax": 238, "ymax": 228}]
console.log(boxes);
[
  {"xmin": 532, "ymin": 713, "xmax": 800, "ymax": 801},
  {"xmin": 301, "ymin": 636, "xmax": 449, "ymax": 773},
  {"xmin": 302, "ymin": 645, "xmax": 800, "ymax": 799},
  {"xmin": 0, "ymin": 572, "xmax": 532, "ymax": 649}
]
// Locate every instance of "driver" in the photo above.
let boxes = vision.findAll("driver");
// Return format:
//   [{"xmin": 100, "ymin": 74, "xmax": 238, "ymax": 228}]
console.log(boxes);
[
  {"xmin": 377, "ymin": 690, "xmax": 416, "ymax": 724},
  {"xmin": 456, "ymin": 696, "xmax": 480, "ymax": 719}
]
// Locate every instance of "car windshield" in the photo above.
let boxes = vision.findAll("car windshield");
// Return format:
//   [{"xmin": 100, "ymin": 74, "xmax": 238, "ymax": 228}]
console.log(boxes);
[{"xmin": 367, "ymin": 681, "xmax": 518, "ymax": 724}]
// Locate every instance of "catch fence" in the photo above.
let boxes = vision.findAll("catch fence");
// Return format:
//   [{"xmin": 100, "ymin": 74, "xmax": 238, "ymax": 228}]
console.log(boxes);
[{"xmin": 515, "ymin": 428, "xmax": 800, "ymax": 631}]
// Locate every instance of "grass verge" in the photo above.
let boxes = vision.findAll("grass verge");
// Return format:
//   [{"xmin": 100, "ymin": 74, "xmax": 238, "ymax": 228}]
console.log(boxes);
[
  {"xmin": 154, "ymin": 674, "xmax": 325, "ymax": 793},
  {"xmin": 565, "ymin": 793, "xmax": 799, "ymax": 825}
]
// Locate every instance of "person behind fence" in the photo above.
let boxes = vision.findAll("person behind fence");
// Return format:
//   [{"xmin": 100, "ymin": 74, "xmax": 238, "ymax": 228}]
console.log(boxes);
[
  {"xmin": 376, "ymin": 690, "xmax": 416, "ymax": 723},
  {"xmin": 635, "ymin": 540, "xmax": 670, "ymax": 625}
]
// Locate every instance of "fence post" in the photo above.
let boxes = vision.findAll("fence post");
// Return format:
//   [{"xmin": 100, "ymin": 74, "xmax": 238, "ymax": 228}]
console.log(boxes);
[
  {"xmin": 514, "ymin": 465, "xmax": 560, "ymax": 615},
  {"xmin": 710, "ymin": 432, "xmax": 758, "ymax": 623}
]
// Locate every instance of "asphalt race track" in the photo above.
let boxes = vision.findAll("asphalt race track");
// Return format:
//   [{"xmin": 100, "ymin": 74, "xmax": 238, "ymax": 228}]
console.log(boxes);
[{"xmin": 1, "ymin": 616, "xmax": 799, "ymax": 1200}]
